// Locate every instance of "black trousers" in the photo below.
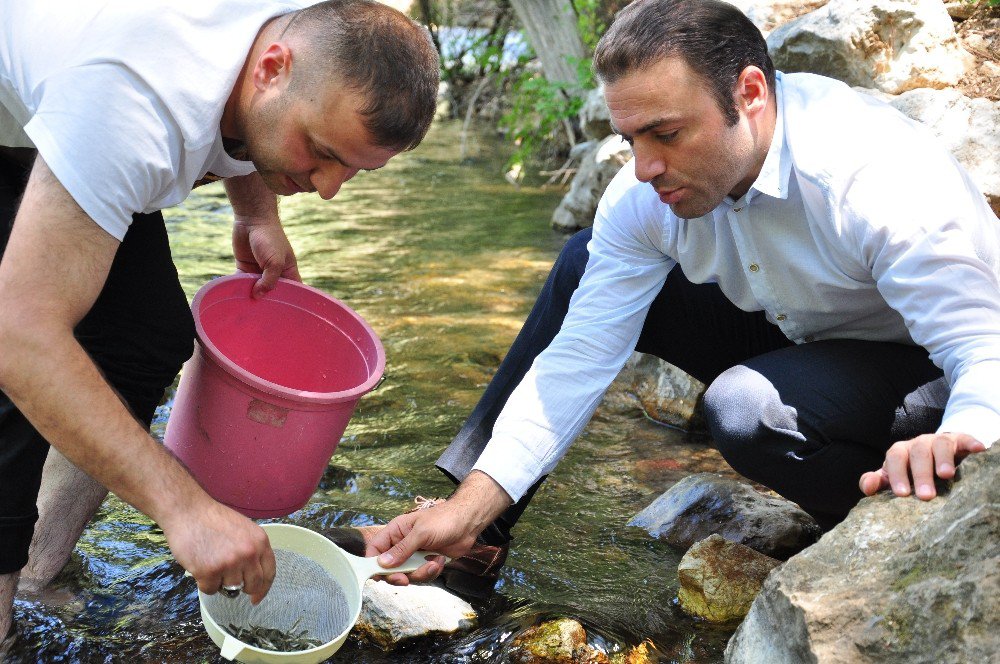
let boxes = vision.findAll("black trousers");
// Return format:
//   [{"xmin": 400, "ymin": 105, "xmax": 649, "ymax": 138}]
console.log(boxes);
[
  {"xmin": 436, "ymin": 227, "xmax": 947, "ymax": 534},
  {"xmin": 0, "ymin": 150, "xmax": 195, "ymax": 573}
]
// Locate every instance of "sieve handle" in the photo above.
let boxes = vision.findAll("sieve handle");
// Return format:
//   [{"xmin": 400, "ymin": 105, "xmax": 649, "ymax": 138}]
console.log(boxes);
[
  {"xmin": 350, "ymin": 550, "xmax": 450, "ymax": 585},
  {"xmin": 219, "ymin": 635, "xmax": 246, "ymax": 661}
]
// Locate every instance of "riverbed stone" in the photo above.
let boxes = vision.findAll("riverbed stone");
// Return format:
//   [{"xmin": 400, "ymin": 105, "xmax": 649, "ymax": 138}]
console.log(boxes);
[
  {"xmin": 725, "ymin": 445, "xmax": 1000, "ymax": 664},
  {"xmin": 628, "ymin": 473, "xmax": 822, "ymax": 560},
  {"xmin": 767, "ymin": 0, "xmax": 973, "ymax": 94},
  {"xmin": 677, "ymin": 534, "xmax": 782, "ymax": 623},
  {"xmin": 619, "ymin": 352, "xmax": 706, "ymax": 431},
  {"xmin": 609, "ymin": 640, "xmax": 657, "ymax": 664},
  {"xmin": 552, "ymin": 135, "xmax": 632, "ymax": 231},
  {"xmin": 508, "ymin": 618, "xmax": 610, "ymax": 664},
  {"xmin": 353, "ymin": 579, "xmax": 477, "ymax": 649}
]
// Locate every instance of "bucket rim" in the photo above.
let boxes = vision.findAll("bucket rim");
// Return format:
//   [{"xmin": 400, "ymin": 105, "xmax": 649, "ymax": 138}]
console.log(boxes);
[{"xmin": 190, "ymin": 273, "xmax": 386, "ymax": 406}]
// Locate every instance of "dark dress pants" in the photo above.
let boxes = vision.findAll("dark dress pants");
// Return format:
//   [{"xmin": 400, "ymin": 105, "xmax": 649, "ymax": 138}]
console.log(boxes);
[
  {"xmin": 436, "ymin": 227, "xmax": 947, "ymax": 535},
  {"xmin": 0, "ymin": 150, "xmax": 195, "ymax": 573}
]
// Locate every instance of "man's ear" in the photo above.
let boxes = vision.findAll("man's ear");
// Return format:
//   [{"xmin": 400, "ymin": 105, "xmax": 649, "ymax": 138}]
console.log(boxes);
[
  {"xmin": 252, "ymin": 42, "xmax": 293, "ymax": 92},
  {"xmin": 735, "ymin": 66, "xmax": 769, "ymax": 118}
]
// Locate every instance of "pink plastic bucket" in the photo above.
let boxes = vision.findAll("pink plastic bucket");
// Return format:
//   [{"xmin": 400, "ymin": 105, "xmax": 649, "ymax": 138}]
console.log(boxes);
[{"xmin": 164, "ymin": 273, "xmax": 385, "ymax": 518}]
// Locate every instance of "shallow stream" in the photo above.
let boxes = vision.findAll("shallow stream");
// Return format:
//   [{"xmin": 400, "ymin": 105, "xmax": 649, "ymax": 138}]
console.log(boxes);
[{"xmin": 8, "ymin": 121, "xmax": 736, "ymax": 663}]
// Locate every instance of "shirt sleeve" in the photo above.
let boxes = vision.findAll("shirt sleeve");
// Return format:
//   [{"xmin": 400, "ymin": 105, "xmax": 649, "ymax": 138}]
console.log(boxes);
[
  {"xmin": 473, "ymin": 167, "xmax": 676, "ymax": 500},
  {"xmin": 23, "ymin": 64, "xmax": 177, "ymax": 240},
  {"xmin": 846, "ymin": 146, "xmax": 1000, "ymax": 448}
]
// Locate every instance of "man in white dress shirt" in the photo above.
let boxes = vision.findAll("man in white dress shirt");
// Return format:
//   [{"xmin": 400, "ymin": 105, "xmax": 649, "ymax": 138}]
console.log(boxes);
[
  {"xmin": 0, "ymin": 0, "xmax": 439, "ymax": 640},
  {"xmin": 368, "ymin": 0, "xmax": 998, "ymax": 587}
]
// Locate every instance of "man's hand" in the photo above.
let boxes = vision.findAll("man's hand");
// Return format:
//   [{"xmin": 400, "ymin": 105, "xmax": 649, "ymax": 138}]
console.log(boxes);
[
  {"xmin": 859, "ymin": 432, "xmax": 987, "ymax": 500},
  {"xmin": 161, "ymin": 500, "xmax": 276, "ymax": 604},
  {"xmin": 232, "ymin": 220, "xmax": 300, "ymax": 296},
  {"xmin": 224, "ymin": 173, "xmax": 301, "ymax": 297},
  {"xmin": 367, "ymin": 471, "xmax": 512, "ymax": 586}
]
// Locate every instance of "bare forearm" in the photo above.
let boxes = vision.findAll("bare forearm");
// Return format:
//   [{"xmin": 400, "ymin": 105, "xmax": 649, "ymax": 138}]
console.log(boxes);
[
  {"xmin": 0, "ymin": 322, "xmax": 208, "ymax": 526},
  {"xmin": 0, "ymin": 156, "xmax": 276, "ymax": 600},
  {"xmin": 0, "ymin": 156, "xmax": 207, "ymax": 529},
  {"xmin": 225, "ymin": 172, "xmax": 300, "ymax": 292},
  {"xmin": 224, "ymin": 172, "xmax": 279, "ymax": 223},
  {"xmin": 449, "ymin": 470, "xmax": 513, "ymax": 535}
]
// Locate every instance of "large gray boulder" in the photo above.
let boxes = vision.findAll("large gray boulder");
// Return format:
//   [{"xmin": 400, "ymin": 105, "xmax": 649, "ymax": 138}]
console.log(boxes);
[
  {"xmin": 767, "ymin": 0, "xmax": 973, "ymax": 94},
  {"xmin": 629, "ymin": 473, "xmax": 822, "ymax": 560},
  {"xmin": 725, "ymin": 445, "xmax": 1000, "ymax": 664}
]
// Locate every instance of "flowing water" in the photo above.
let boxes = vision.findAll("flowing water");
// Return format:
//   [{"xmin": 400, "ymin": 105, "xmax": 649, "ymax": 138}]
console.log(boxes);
[{"xmin": 7, "ymin": 121, "xmax": 736, "ymax": 662}]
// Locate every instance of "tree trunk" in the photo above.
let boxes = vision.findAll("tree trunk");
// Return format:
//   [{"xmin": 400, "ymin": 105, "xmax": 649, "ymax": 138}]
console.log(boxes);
[{"xmin": 508, "ymin": 0, "xmax": 587, "ymax": 89}]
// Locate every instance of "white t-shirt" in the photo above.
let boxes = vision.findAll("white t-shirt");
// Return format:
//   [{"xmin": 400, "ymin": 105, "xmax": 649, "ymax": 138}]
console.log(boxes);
[{"xmin": 0, "ymin": 0, "xmax": 310, "ymax": 240}]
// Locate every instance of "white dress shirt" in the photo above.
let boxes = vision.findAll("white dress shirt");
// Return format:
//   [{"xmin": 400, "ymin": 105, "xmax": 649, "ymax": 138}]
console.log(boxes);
[{"xmin": 474, "ymin": 72, "xmax": 1000, "ymax": 502}]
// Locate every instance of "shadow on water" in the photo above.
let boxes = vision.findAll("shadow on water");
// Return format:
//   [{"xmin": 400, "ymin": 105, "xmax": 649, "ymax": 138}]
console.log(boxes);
[{"xmin": 7, "ymin": 120, "xmax": 734, "ymax": 662}]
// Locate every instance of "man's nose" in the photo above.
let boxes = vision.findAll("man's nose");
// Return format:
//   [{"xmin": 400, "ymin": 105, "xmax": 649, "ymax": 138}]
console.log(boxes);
[
  {"xmin": 312, "ymin": 164, "xmax": 360, "ymax": 200},
  {"xmin": 632, "ymin": 147, "xmax": 666, "ymax": 184}
]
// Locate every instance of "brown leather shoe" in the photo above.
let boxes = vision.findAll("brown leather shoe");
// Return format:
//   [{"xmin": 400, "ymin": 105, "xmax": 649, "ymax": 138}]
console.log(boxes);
[{"xmin": 320, "ymin": 496, "xmax": 508, "ymax": 598}]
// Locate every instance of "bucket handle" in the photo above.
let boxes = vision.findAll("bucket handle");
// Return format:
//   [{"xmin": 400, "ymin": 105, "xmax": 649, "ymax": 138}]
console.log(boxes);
[
  {"xmin": 219, "ymin": 634, "xmax": 246, "ymax": 661},
  {"xmin": 372, "ymin": 373, "xmax": 388, "ymax": 391}
]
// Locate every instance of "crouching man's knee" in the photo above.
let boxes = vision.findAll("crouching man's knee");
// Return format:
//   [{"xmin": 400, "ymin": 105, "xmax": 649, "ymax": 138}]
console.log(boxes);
[{"xmin": 702, "ymin": 364, "xmax": 802, "ymax": 477}]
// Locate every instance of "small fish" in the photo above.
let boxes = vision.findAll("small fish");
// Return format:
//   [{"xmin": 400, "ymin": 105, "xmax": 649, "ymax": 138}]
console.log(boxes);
[{"xmin": 224, "ymin": 617, "xmax": 324, "ymax": 652}]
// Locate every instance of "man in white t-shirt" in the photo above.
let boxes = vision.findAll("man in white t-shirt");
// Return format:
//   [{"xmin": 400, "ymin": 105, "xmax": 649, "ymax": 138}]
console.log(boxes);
[
  {"xmin": 0, "ymin": 0, "xmax": 439, "ymax": 640},
  {"xmin": 365, "ymin": 0, "xmax": 998, "ymax": 592}
]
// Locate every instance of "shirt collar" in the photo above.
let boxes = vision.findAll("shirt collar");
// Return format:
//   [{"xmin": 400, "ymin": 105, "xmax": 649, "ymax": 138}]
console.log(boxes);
[{"xmin": 744, "ymin": 73, "xmax": 792, "ymax": 204}]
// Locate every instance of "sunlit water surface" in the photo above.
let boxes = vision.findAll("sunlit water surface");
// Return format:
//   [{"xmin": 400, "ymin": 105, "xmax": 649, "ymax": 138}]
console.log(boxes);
[{"xmin": 8, "ymin": 121, "xmax": 735, "ymax": 663}]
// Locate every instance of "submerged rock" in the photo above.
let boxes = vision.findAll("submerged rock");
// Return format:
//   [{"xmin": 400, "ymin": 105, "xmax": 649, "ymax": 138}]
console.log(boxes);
[
  {"xmin": 677, "ymin": 534, "xmax": 782, "ymax": 623},
  {"xmin": 353, "ymin": 579, "xmax": 477, "ymax": 649},
  {"xmin": 610, "ymin": 640, "xmax": 657, "ymax": 664},
  {"xmin": 629, "ymin": 473, "xmax": 822, "ymax": 560},
  {"xmin": 508, "ymin": 618, "xmax": 610, "ymax": 664},
  {"xmin": 725, "ymin": 446, "xmax": 1000, "ymax": 663}
]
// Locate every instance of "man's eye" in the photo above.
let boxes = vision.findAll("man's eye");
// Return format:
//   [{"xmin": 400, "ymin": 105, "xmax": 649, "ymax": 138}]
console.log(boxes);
[
  {"xmin": 314, "ymin": 146, "xmax": 338, "ymax": 163},
  {"xmin": 656, "ymin": 131, "xmax": 679, "ymax": 143}
]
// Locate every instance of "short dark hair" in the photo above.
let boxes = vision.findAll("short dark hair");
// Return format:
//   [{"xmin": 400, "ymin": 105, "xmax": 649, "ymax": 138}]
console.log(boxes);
[
  {"xmin": 285, "ymin": 0, "xmax": 440, "ymax": 151},
  {"xmin": 593, "ymin": 0, "xmax": 775, "ymax": 126}
]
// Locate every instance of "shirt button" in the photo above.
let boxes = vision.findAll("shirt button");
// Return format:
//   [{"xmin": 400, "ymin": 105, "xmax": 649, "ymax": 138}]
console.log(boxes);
[
  {"xmin": 733, "ymin": 206, "xmax": 743, "ymax": 212},
  {"xmin": 748, "ymin": 263, "xmax": 760, "ymax": 272},
  {"xmin": 776, "ymin": 313, "xmax": 787, "ymax": 322}
]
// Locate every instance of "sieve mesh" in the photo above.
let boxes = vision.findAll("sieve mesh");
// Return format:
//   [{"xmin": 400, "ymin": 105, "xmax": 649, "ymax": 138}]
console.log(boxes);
[{"xmin": 203, "ymin": 548, "xmax": 352, "ymax": 649}]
